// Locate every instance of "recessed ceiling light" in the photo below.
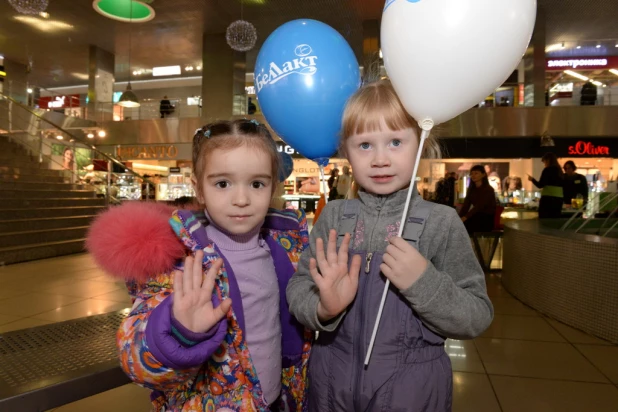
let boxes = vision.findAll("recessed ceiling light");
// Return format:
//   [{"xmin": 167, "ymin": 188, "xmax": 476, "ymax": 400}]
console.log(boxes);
[
  {"xmin": 98, "ymin": 130, "xmax": 106, "ymax": 138},
  {"xmin": 596, "ymin": 44, "xmax": 601, "ymax": 48},
  {"xmin": 576, "ymin": 45, "xmax": 581, "ymax": 49},
  {"xmin": 153, "ymin": 65, "xmax": 181, "ymax": 76},
  {"xmin": 87, "ymin": 133, "xmax": 95, "ymax": 139},
  {"xmin": 56, "ymin": 135, "xmax": 63, "ymax": 140}
]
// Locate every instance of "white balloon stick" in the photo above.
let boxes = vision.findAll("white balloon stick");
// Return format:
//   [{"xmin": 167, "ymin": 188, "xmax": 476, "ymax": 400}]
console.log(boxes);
[
  {"xmin": 364, "ymin": 124, "xmax": 433, "ymax": 366},
  {"xmin": 319, "ymin": 165, "xmax": 328, "ymax": 205}
]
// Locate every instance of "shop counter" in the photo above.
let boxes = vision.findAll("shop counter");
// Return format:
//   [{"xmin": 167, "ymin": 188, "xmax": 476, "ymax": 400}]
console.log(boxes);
[{"xmin": 503, "ymin": 219, "xmax": 618, "ymax": 343}]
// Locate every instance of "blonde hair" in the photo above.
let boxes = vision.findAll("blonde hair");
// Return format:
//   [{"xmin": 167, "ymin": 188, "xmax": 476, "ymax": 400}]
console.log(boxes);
[
  {"xmin": 340, "ymin": 79, "xmax": 441, "ymax": 197},
  {"xmin": 192, "ymin": 119, "xmax": 280, "ymax": 199}
]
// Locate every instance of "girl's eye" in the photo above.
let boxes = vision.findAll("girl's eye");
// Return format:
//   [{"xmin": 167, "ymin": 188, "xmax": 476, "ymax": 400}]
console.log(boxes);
[
  {"xmin": 252, "ymin": 181, "xmax": 266, "ymax": 189},
  {"xmin": 390, "ymin": 139, "xmax": 402, "ymax": 147},
  {"xmin": 215, "ymin": 181, "xmax": 229, "ymax": 189},
  {"xmin": 360, "ymin": 142, "xmax": 371, "ymax": 150}
]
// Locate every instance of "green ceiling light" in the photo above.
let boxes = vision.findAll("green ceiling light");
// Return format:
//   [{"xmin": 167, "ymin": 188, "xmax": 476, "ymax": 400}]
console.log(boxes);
[{"xmin": 93, "ymin": 0, "xmax": 155, "ymax": 23}]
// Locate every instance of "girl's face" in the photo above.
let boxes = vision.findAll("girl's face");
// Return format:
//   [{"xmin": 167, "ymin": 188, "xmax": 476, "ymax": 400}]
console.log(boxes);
[
  {"xmin": 195, "ymin": 145, "xmax": 273, "ymax": 235},
  {"xmin": 470, "ymin": 170, "xmax": 485, "ymax": 183},
  {"xmin": 344, "ymin": 121, "xmax": 419, "ymax": 196}
]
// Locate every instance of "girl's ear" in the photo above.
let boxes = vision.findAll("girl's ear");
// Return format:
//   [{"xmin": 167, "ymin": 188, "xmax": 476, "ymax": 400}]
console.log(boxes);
[{"xmin": 191, "ymin": 176, "xmax": 204, "ymax": 204}]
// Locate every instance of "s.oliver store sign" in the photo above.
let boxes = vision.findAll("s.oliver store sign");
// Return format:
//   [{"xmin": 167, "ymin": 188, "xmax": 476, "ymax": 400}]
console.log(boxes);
[
  {"xmin": 546, "ymin": 56, "xmax": 618, "ymax": 71},
  {"xmin": 38, "ymin": 94, "xmax": 80, "ymax": 109}
]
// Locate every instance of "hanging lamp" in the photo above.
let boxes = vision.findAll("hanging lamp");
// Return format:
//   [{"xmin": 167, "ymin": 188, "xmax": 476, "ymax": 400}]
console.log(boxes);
[
  {"xmin": 226, "ymin": 0, "xmax": 257, "ymax": 52},
  {"xmin": 118, "ymin": 0, "xmax": 140, "ymax": 108}
]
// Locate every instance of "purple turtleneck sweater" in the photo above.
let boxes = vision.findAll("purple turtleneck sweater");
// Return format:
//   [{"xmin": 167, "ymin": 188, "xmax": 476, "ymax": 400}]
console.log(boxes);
[{"xmin": 205, "ymin": 213, "xmax": 282, "ymax": 404}]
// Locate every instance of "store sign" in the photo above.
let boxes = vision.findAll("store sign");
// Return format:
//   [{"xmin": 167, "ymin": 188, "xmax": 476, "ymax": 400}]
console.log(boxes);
[
  {"xmin": 117, "ymin": 145, "xmax": 179, "ymax": 160},
  {"xmin": 568, "ymin": 141, "xmax": 610, "ymax": 156},
  {"xmin": 39, "ymin": 94, "xmax": 80, "ymax": 109},
  {"xmin": 276, "ymin": 142, "xmax": 306, "ymax": 159},
  {"xmin": 546, "ymin": 56, "xmax": 618, "ymax": 71}
]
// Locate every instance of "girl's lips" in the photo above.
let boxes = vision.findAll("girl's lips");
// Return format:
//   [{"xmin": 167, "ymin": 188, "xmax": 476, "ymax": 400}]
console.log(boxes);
[{"xmin": 370, "ymin": 175, "xmax": 394, "ymax": 183}]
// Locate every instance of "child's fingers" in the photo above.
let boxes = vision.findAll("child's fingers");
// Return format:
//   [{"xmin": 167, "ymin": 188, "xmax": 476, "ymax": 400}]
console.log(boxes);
[
  {"xmin": 315, "ymin": 238, "xmax": 327, "ymax": 268},
  {"xmin": 326, "ymin": 229, "xmax": 338, "ymax": 263},
  {"xmin": 213, "ymin": 298, "xmax": 232, "ymax": 322},
  {"xmin": 380, "ymin": 263, "xmax": 393, "ymax": 278},
  {"xmin": 338, "ymin": 233, "xmax": 351, "ymax": 266},
  {"xmin": 192, "ymin": 250, "xmax": 204, "ymax": 290},
  {"xmin": 381, "ymin": 252, "xmax": 396, "ymax": 270},
  {"xmin": 183, "ymin": 254, "xmax": 194, "ymax": 294},
  {"xmin": 201, "ymin": 259, "xmax": 223, "ymax": 298},
  {"xmin": 349, "ymin": 255, "xmax": 362, "ymax": 289},
  {"xmin": 174, "ymin": 270, "xmax": 184, "ymax": 299},
  {"xmin": 309, "ymin": 258, "xmax": 323, "ymax": 288}
]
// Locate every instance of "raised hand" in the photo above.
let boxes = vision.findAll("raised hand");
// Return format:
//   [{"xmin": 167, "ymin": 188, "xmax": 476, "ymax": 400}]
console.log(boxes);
[
  {"xmin": 172, "ymin": 251, "xmax": 232, "ymax": 334},
  {"xmin": 309, "ymin": 229, "xmax": 362, "ymax": 322}
]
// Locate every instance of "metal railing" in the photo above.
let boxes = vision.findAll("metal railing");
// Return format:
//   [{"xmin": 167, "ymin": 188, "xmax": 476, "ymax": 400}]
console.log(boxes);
[
  {"xmin": 0, "ymin": 90, "xmax": 156, "ymax": 206},
  {"xmin": 560, "ymin": 191, "xmax": 618, "ymax": 238}
]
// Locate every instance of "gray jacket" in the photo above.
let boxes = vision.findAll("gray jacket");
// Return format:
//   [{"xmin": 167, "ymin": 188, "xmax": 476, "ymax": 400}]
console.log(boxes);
[{"xmin": 286, "ymin": 188, "xmax": 493, "ymax": 411}]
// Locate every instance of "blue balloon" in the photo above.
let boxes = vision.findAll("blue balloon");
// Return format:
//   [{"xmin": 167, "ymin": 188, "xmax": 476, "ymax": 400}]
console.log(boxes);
[
  {"xmin": 278, "ymin": 152, "xmax": 294, "ymax": 182},
  {"xmin": 255, "ymin": 19, "xmax": 360, "ymax": 166}
]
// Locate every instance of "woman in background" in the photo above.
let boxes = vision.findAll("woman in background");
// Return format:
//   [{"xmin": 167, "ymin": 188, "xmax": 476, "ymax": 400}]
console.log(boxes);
[{"xmin": 460, "ymin": 165, "xmax": 497, "ymax": 235}]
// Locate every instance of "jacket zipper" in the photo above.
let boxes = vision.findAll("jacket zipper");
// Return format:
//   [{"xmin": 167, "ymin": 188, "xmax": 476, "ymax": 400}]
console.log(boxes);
[
  {"xmin": 365, "ymin": 252, "xmax": 373, "ymax": 274},
  {"xmin": 353, "ymin": 201, "xmax": 383, "ymax": 410}
]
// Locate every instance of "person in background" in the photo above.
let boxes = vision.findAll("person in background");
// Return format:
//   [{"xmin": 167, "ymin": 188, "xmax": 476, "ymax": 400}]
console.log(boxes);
[
  {"xmin": 459, "ymin": 165, "xmax": 497, "ymax": 235},
  {"xmin": 327, "ymin": 168, "xmax": 339, "ymax": 201},
  {"xmin": 563, "ymin": 160, "xmax": 589, "ymax": 206},
  {"xmin": 528, "ymin": 152, "xmax": 564, "ymax": 218},
  {"xmin": 160, "ymin": 96, "xmax": 173, "ymax": 118},
  {"xmin": 336, "ymin": 165, "xmax": 353, "ymax": 199},
  {"xmin": 62, "ymin": 147, "xmax": 74, "ymax": 171}
]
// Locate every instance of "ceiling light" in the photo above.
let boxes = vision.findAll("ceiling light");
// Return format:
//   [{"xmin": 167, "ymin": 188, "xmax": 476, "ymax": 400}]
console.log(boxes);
[
  {"xmin": 98, "ymin": 130, "xmax": 106, "ymax": 138},
  {"xmin": 564, "ymin": 70, "xmax": 589, "ymax": 81},
  {"xmin": 93, "ymin": 0, "xmax": 155, "ymax": 23},
  {"xmin": 576, "ymin": 45, "xmax": 581, "ymax": 49},
  {"xmin": 596, "ymin": 44, "xmax": 601, "ymax": 48},
  {"xmin": 132, "ymin": 70, "xmax": 138, "ymax": 75},
  {"xmin": 87, "ymin": 132, "xmax": 94, "ymax": 139},
  {"xmin": 196, "ymin": 65, "xmax": 202, "ymax": 70},
  {"xmin": 185, "ymin": 66, "xmax": 193, "ymax": 71},
  {"xmin": 591, "ymin": 80, "xmax": 603, "ymax": 87},
  {"xmin": 13, "ymin": 16, "xmax": 74, "ymax": 32},
  {"xmin": 27, "ymin": 88, "xmax": 33, "ymax": 93},
  {"xmin": 39, "ymin": 11, "xmax": 49, "ymax": 18},
  {"xmin": 153, "ymin": 65, "xmax": 181, "ymax": 76},
  {"xmin": 56, "ymin": 135, "xmax": 63, "ymax": 140},
  {"xmin": 117, "ymin": 3, "xmax": 140, "ymax": 108},
  {"xmin": 610, "ymin": 69, "xmax": 618, "ymax": 76}
]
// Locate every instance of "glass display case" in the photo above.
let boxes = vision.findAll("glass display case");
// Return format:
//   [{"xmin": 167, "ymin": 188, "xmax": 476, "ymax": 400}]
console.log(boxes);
[{"xmin": 156, "ymin": 167, "xmax": 195, "ymax": 201}]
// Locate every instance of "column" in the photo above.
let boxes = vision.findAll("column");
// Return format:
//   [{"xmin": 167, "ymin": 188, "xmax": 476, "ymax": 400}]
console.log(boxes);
[
  {"xmin": 87, "ymin": 45, "xmax": 115, "ymax": 121},
  {"xmin": 523, "ymin": 6, "xmax": 546, "ymax": 107},
  {"xmin": 201, "ymin": 33, "xmax": 246, "ymax": 121},
  {"xmin": 362, "ymin": 20, "xmax": 381, "ymax": 79},
  {"xmin": 2, "ymin": 58, "xmax": 29, "ymax": 105}
]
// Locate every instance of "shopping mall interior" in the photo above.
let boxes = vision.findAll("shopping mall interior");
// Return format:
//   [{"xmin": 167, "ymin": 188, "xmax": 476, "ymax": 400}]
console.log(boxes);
[{"xmin": 0, "ymin": 0, "xmax": 617, "ymax": 411}]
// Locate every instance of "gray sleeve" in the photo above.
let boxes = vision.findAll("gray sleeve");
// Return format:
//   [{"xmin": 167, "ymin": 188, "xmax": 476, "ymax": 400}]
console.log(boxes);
[
  {"xmin": 400, "ymin": 210, "xmax": 494, "ymax": 340},
  {"xmin": 286, "ymin": 201, "xmax": 347, "ymax": 332}
]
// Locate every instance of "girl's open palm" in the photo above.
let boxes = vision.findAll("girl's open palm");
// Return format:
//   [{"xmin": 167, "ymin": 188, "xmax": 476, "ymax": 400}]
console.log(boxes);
[
  {"xmin": 310, "ymin": 230, "xmax": 361, "ymax": 321},
  {"xmin": 172, "ymin": 251, "xmax": 232, "ymax": 334}
]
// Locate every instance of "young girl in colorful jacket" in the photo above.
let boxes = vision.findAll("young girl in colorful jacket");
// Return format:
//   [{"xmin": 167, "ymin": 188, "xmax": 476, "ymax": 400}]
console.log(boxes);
[
  {"xmin": 287, "ymin": 80, "xmax": 493, "ymax": 411},
  {"xmin": 87, "ymin": 119, "xmax": 311, "ymax": 411}
]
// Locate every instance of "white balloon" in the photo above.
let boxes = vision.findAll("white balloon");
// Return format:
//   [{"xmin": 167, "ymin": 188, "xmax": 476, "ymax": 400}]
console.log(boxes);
[{"xmin": 381, "ymin": 0, "xmax": 536, "ymax": 126}]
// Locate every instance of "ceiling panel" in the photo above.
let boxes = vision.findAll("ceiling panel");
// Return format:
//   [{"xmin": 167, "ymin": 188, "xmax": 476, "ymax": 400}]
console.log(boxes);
[{"xmin": 0, "ymin": 0, "xmax": 616, "ymax": 88}]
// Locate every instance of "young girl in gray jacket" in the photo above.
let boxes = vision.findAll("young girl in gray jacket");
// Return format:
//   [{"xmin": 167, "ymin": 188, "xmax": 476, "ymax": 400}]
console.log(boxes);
[{"xmin": 287, "ymin": 80, "xmax": 493, "ymax": 412}]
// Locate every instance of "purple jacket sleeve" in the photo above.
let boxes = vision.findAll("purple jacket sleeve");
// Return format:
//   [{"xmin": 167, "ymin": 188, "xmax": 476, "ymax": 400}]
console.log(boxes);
[{"xmin": 145, "ymin": 294, "xmax": 227, "ymax": 370}]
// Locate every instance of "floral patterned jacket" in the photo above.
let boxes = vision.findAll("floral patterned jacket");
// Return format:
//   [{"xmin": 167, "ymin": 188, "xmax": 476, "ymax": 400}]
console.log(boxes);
[{"xmin": 113, "ymin": 207, "xmax": 312, "ymax": 411}]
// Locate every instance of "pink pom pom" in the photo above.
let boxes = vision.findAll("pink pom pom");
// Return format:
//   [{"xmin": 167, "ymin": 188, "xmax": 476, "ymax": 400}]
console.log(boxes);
[{"xmin": 86, "ymin": 202, "xmax": 186, "ymax": 282}]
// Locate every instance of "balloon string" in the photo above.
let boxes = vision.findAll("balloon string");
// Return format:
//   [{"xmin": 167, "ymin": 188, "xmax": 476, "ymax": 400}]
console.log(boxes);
[
  {"xmin": 320, "ymin": 165, "xmax": 328, "ymax": 205},
  {"xmin": 364, "ymin": 128, "xmax": 431, "ymax": 366}
]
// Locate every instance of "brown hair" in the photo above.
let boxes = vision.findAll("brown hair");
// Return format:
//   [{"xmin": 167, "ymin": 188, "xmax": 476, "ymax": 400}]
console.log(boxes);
[
  {"xmin": 340, "ymin": 79, "xmax": 441, "ymax": 197},
  {"xmin": 541, "ymin": 152, "xmax": 564, "ymax": 177},
  {"xmin": 192, "ymin": 119, "xmax": 280, "ymax": 198}
]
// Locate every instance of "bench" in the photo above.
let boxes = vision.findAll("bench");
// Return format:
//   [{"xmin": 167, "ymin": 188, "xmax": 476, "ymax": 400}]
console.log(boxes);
[
  {"xmin": 472, "ymin": 231, "xmax": 503, "ymax": 273},
  {"xmin": 0, "ymin": 310, "xmax": 131, "ymax": 411}
]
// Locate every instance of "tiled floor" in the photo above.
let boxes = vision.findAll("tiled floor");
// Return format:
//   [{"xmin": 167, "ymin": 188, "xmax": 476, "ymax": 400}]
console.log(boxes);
[{"xmin": 0, "ymin": 256, "xmax": 617, "ymax": 411}]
